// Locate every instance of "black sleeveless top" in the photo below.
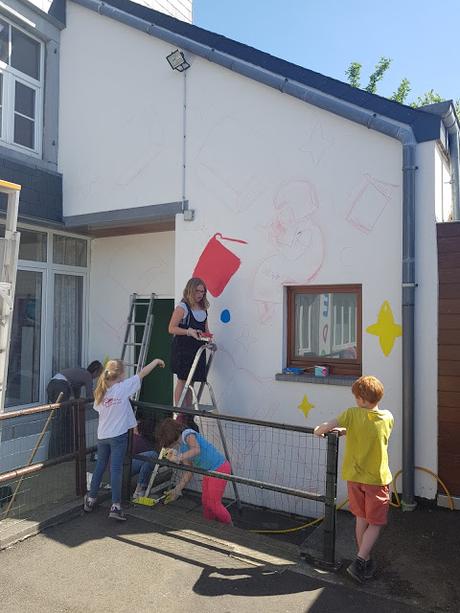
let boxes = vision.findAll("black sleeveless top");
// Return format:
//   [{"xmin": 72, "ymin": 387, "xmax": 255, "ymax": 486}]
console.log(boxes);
[{"xmin": 170, "ymin": 302, "xmax": 207, "ymax": 382}]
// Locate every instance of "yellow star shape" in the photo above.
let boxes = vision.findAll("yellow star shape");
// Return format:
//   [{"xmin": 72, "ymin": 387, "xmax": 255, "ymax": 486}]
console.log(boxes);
[
  {"xmin": 366, "ymin": 300, "xmax": 402, "ymax": 357},
  {"xmin": 298, "ymin": 394, "xmax": 315, "ymax": 418}
]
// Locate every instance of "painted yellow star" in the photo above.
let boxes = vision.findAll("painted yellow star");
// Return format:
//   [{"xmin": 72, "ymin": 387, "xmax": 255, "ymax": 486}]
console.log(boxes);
[
  {"xmin": 298, "ymin": 394, "xmax": 315, "ymax": 418},
  {"xmin": 366, "ymin": 300, "xmax": 402, "ymax": 357}
]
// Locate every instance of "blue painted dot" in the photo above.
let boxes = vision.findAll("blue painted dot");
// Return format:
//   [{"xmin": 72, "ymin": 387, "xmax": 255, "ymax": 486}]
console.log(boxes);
[{"xmin": 220, "ymin": 309, "xmax": 231, "ymax": 323}]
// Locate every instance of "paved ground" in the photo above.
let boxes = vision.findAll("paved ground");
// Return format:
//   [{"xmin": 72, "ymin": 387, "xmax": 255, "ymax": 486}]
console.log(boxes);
[{"xmin": 0, "ymin": 495, "xmax": 457, "ymax": 613}]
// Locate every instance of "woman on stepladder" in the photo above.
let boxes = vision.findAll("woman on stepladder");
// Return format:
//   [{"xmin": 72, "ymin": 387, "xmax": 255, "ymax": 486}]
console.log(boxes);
[{"xmin": 168, "ymin": 277, "xmax": 213, "ymax": 430}]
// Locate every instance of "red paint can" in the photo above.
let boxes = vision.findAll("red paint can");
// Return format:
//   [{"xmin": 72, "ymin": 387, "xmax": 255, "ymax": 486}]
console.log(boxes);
[{"xmin": 193, "ymin": 233, "xmax": 247, "ymax": 297}]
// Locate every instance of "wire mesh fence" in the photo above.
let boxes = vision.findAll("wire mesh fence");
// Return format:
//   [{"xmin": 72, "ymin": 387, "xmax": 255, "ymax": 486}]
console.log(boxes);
[
  {"xmin": 132, "ymin": 401, "xmax": 339, "ymax": 566},
  {"xmin": 0, "ymin": 397, "xmax": 339, "ymax": 566},
  {"xmin": 0, "ymin": 400, "xmax": 88, "ymax": 543},
  {"xmin": 189, "ymin": 417, "xmax": 327, "ymax": 519}
]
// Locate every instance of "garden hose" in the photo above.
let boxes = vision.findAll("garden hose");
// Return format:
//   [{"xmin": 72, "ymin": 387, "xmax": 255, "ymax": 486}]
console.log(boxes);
[
  {"xmin": 390, "ymin": 466, "xmax": 454, "ymax": 510},
  {"xmin": 249, "ymin": 466, "xmax": 454, "ymax": 535}
]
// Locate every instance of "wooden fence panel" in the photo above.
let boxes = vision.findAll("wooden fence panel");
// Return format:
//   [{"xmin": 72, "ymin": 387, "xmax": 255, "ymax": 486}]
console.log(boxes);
[{"xmin": 437, "ymin": 222, "xmax": 460, "ymax": 495}]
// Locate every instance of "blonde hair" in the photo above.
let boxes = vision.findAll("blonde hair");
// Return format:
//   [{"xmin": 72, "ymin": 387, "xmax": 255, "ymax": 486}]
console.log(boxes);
[
  {"xmin": 94, "ymin": 359, "xmax": 125, "ymax": 404},
  {"xmin": 352, "ymin": 375, "xmax": 384, "ymax": 406},
  {"xmin": 182, "ymin": 277, "xmax": 209, "ymax": 310}
]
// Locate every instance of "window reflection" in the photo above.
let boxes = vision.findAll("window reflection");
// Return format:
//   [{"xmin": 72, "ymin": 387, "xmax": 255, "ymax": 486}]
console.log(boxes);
[
  {"xmin": 294, "ymin": 292, "xmax": 358, "ymax": 360},
  {"xmin": 5, "ymin": 270, "xmax": 42, "ymax": 407}
]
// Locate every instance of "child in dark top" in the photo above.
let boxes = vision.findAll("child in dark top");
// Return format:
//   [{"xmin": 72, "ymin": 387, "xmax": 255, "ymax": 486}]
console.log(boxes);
[
  {"xmin": 131, "ymin": 420, "xmax": 159, "ymax": 500},
  {"xmin": 47, "ymin": 361, "xmax": 103, "ymax": 459}
]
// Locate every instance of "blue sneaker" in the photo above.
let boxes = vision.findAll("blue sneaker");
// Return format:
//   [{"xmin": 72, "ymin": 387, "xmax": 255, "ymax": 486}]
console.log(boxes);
[{"xmin": 108, "ymin": 505, "xmax": 127, "ymax": 521}]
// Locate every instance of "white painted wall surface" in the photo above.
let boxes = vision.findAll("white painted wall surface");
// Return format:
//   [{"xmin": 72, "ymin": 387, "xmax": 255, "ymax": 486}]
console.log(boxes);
[
  {"xmin": 414, "ymin": 141, "xmax": 439, "ymax": 498},
  {"xmin": 88, "ymin": 231, "xmax": 175, "ymax": 362},
  {"xmin": 176, "ymin": 57, "xmax": 406, "ymax": 506},
  {"xmin": 60, "ymin": 3, "xmax": 441, "ymax": 507},
  {"xmin": 59, "ymin": 3, "xmax": 184, "ymax": 216}
]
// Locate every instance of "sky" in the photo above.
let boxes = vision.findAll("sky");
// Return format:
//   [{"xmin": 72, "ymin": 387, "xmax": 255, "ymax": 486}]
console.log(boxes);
[{"xmin": 193, "ymin": 0, "xmax": 459, "ymax": 106}]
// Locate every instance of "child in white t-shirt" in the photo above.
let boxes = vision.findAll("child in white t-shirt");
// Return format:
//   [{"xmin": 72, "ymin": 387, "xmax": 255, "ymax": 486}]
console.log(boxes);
[{"xmin": 83, "ymin": 357, "xmax": 164, "ymax": 521}]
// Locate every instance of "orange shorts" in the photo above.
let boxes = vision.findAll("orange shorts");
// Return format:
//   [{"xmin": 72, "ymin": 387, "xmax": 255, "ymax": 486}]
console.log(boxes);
[{"xmin": 347, "ymin": 481, "xmax": 390, "ymax": 525}]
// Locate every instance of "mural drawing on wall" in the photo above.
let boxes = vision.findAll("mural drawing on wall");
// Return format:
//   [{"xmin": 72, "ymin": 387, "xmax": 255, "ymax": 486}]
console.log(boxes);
[
  {"xmin": 366, "ymin": 300, "xmax": 402, "ymax": 356},
  {"xmin": 253, "ymin": 180, "xmax": 324, "ymax": 323},
  {"xmin": 299, "ymin": 122, "xmax": 334, "ymax": 166},
  {"xmin": 193, "ymin": 233, "xmax": 247, "ymax": 297},
  {"xmin": 346, "ymin": 174, "xmax": 399, "ymax": 234},
  {"xmin": 196, "ymin": 117, "xmax": 273, "ymax": 213},
  {"xmin": 298, "ymin": 394, "xmax": 315, "ymax": 418}
]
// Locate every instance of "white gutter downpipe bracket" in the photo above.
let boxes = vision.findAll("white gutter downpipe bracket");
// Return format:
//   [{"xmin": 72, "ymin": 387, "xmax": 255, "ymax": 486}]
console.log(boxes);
[{"xmin": 74, "ymin": 0, "xmax": 418, "ymax": 508}]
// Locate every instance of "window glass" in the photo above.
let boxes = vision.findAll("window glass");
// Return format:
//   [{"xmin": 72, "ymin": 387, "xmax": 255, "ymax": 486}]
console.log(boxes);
[
  {"xmin": 53, "ymin": 274, "xmax": 83, "ymax": 373},
  {"xmin": 293, "ymin": 291, "xmax": 357, "ymax": 360},
  {"xmin": 0, "ymin": 19, "xmax": 42, "ymax": 154},
  {"xmin": 0, "ymin": 19, "xmax": 9, "ymax": 64},
  {"xmin": 18, "ymin": 228, "xmax": 47, "ymax": 261},
  {"xmin": 294, "ymin": 294, "xmax": 314, "ymax": 356},
  {"xmin": 13, "ymin": 113, "xmax": 34, "ymax": 148},
  {"xmin": 53, "ymin": 235, "xmax": 87, "ymax": 267},
  {"xmin": 15, "ymin": 81, "xmax": 35, "ymax": 118},
  {"xmin": 288, "ymin": 286, "xmax": 361, "ymax": 376},
  {"xmin": 11, "ymin": 27, "xmax": 40, "ymax": 80},
  {"xmin": 5, "ymin": 270, "xmax": 42, "ymax": 407}
]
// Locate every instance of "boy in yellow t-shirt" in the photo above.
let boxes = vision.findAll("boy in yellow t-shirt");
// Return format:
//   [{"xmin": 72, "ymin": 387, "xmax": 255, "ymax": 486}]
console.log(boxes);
[{"xmin": 314, "ymin": 375, "xmax": 393, "ymax": 583}]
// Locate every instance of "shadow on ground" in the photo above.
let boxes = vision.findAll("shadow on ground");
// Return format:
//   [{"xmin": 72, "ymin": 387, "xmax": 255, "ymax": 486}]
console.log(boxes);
[{"xmin": 1, "ymin": 488, "xmax": 458, "ymax": 613}]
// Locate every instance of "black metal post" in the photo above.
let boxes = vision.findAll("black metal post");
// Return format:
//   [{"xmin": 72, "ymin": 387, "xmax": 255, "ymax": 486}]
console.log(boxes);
[
  {"xmin": 323, "ymin": 432, "xmax": 339, "ymax": 569},
  {"xmin": 75, "ymin": 400, "xmax": 87, "ymax": 496},
  {"xmin": 122, "ymin": 427, "xmax": 134, "ymax": 501}
]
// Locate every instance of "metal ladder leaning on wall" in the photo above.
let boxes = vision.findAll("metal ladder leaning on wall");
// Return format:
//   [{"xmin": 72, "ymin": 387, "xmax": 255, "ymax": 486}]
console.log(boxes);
[
  {"xmin": 121, "ymin": 293, "xmax": 156, "ymax": 402},
  {"xmin": 144, "ymin": 342, "xmax": 242, "ymax": 510},
  {"xmin": 0, "ymin": 180, "xmax": 21, "ymax": 412}
]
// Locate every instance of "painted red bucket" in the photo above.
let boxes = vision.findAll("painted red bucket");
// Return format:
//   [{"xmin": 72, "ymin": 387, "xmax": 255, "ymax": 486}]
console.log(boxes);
[{"xmin": 193, "ymin": 233, "xmax": 247, "ymax": 297}]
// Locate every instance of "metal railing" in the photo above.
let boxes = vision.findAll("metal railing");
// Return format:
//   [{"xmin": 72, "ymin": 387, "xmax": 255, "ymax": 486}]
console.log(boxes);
[
  {"xmin": 131, "ymin": 400, "xmax": 339, "ymax": 568},
  {"xmin": 0, "ymin": 398, "xmax": 340, "ymax": 568},
  {"xmin": 0, "ymin": 399, "xmax": 91, "ymax": 531}
]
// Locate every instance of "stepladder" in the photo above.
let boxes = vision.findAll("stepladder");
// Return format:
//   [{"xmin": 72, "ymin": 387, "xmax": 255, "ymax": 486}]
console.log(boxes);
[
  {"xmin": 0, "ymin": 180, "xmax": 21, "ymax": 412},
  {"xmin": 121, "ymin": 293, "xmax": 156, "ymax": 402},
  {"xmin": 140, "ymin": 341, "xmax": 242, "ymax": 511}
]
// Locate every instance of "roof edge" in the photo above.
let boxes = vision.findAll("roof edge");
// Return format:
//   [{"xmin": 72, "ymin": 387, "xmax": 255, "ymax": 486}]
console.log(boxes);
[
  {"xmin": 68, "ymin": 0, "xmax": 442, "ymax": 144},
  {"xmin": 64, "ymin": 200, "xmax": 185, "ymax": 230},
  {"xmin": 14, "ymin": 0, "xmax": 66, "ymax": 29}
]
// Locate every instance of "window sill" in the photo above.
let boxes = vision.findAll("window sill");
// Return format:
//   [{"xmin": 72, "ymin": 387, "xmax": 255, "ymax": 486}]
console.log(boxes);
[{"xmin": 275, "ymin": 373, "xmax": 355, "ymax": 387}]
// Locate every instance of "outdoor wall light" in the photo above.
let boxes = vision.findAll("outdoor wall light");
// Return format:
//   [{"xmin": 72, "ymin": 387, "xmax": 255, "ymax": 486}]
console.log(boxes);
[{"xmin": 166, "ymin": 49, "xmax": 190, "ymax": 72}]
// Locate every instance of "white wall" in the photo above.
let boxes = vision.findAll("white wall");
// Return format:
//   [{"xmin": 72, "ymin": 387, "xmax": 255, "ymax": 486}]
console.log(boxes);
[
  {"xmin": 60, "ymin": 3, "xmax": 442, "ymax": 505},
  {"xmin": 88, "ymin": 231, "xmax": 175, "ymax": 362},
  {"xmin": 59, "ymin": 3, "xmax": 185, "ymax": 216},
  {"xmin": 414, "ymin": 141, "xmax": 440, "ymax": 498},
  {"xmin": 177, "ymin": 57, "xmax": 406, "ymax": 505}
]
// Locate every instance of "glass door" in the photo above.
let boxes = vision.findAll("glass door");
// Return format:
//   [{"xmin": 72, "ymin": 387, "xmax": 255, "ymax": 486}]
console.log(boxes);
[{"xmin": 5, "ymin": 269, "xmax": 43, "ymax": 407}]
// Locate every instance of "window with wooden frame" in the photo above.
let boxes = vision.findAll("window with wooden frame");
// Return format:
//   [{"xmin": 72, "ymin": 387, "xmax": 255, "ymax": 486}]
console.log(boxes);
[{"xmin": 287, "ymin": 285, "xmax": 362, "ymax": 376}]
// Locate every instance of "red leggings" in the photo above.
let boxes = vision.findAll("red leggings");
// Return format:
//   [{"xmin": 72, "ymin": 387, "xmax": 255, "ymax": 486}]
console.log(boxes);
[{"xmin": 201, "ymin": 461, "xmax": 232, "ymax": 524}]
